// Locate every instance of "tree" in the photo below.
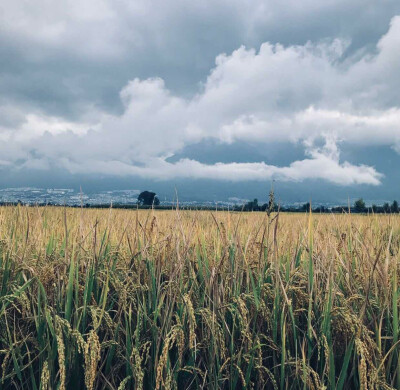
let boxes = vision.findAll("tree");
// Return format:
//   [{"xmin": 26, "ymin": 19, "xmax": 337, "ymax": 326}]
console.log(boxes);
[
  {"xmin": 354, "ymin": 198, "xmax": 366, "ymax": 213},
  {"xmin": 244, "ymin": 198, "xmax": 259, "ymax": 211},
  {"xmin": 252, "ymin": 198, "xmax": 258, "ymax": 210},
  {"xmin": 383, "ymin": 202, "xmax": 391, "ymax": 213},
  {"xmin": 392, "ymin": 200, "xmax": 399, "ymax": 213},
  {"xmin": 137, "ymin": 191, "xmax": 160, "ymax": 206},
  {"xmin": 315, "ymin": 206, "xmax": 327, "ymax": 213},
  {"xmin": 302, "ymin": 202, "xmax": 311, "ymax": 212}
]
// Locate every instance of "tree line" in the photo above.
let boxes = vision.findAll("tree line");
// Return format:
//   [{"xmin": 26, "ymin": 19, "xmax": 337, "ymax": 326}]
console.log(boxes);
[
  {"xmin": 238, "ymin": 197, "xmax": 400, "ymax": 214},
  {"xmin": 2, "ymin": 190, "xmax": 400, "ymax": 214}
]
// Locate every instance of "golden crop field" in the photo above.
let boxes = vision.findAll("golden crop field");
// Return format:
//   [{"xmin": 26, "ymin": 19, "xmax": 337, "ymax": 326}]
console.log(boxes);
[{"xmin": 0, "ymin": 206, "xmax": 399, "ymax": 389}]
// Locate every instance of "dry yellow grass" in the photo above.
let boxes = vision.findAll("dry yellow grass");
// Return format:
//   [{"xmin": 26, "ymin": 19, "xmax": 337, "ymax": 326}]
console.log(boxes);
[{"xmin": 0, "ymin": 205, "xmax": 400, "ymax": 389}]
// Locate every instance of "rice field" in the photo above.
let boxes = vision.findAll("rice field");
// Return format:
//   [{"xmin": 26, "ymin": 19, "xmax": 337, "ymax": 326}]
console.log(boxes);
[{"xmin": 0, "ymin": 205, "xmax": 400, "ymax": 389}]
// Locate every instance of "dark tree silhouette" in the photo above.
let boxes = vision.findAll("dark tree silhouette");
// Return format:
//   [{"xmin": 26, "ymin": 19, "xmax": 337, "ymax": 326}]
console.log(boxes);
[
  {"xmin": 392, "ymin": 200, "xmax": 399, "ymax": 213},
  {"xmin": 354, "ymin": 198, "xmax": 366, "ymax": 213},
  {"xmin": 137, "ymin": 191, "xmax": 160, "ymax": 206},
  {"xmin": 244, "ymin": 198, "xmax": 259, "ymax": 211},
  {"xmin": 252, "ymin": 198, "xmax": 258, "ymax": 210}
]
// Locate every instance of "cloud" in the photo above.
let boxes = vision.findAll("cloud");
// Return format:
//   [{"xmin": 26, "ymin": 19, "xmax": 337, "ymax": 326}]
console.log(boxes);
[
  {"xmin": 44, "ymin": 136, "xmax": 382, "ymax": 185},
  {"xmin": 1, "ymin": 0, "xmax": 399, "ymax": 118},
  {"xmin": 2, "ymin": 14, "xmax": 400, "ymax": 186},
  {"xmin": 219, "ymin": 107, "xmax": 400, "ymax": 146}
]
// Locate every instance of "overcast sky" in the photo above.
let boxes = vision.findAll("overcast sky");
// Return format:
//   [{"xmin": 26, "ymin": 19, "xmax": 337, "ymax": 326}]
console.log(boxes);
[{"xmin": 1, "ymin": 0, "xmax": 400, "ymax": 202}]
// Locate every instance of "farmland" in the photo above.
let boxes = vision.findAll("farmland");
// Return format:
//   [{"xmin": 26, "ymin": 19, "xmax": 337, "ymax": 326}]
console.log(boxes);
[{"xmin": 0, "ymin": 206, "xmax": 399, "ymax": 389}]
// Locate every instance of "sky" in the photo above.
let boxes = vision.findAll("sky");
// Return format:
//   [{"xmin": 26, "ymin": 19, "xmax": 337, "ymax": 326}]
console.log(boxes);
[{"xmin": 1, "ymin": 0, "xmax": 400, "ymax": 204}]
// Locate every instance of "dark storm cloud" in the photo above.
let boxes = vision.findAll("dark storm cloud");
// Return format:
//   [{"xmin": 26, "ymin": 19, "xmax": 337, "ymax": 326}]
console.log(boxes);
[{"xmin": 1, "ymin": 0, "xmax": 400, "ymax": 119}]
